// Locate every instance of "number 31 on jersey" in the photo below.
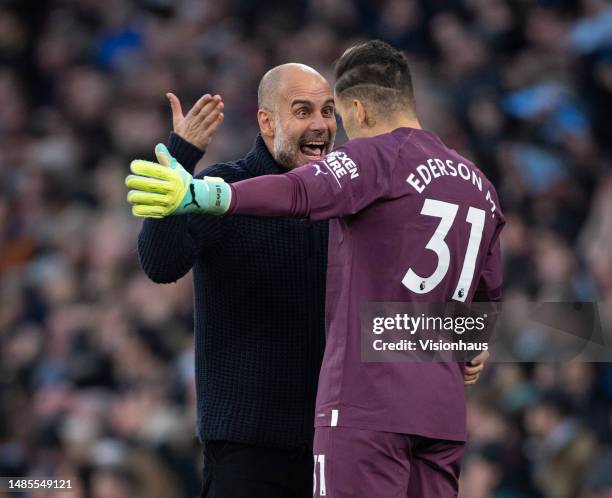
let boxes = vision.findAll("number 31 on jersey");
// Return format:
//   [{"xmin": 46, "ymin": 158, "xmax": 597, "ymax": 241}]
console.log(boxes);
[{"xmin": 402, "ymin": 198, "xmax": 485, "ymax": 302}]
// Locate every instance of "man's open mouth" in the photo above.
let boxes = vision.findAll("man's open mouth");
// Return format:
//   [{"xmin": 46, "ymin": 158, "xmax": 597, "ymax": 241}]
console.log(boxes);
[{"xmin": 300, "ymin": 141, "xmax": 327, "ymax": 158}]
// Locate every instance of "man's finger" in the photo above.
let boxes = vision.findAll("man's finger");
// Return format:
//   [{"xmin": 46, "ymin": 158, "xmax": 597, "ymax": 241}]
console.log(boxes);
[
  {"xmin": 132, "ymin": 204, "xmax": 167, "ymax": 218},
  {"xmin": 199, "ymin": 102, "xmax": 225, "ymax": 128},
  {"xmin": 167, "ymin": 92, "xmax": 184, "ymax": 130},
  {"xmin": 469, "ymin": 351, "xmax": 490, "ymax": 365},
  {"xmin": 154, "ymin": 143, "xmax": 176, "ymax": 168},
  {"xmin": 465, "ymin": 371, "xmax": 480, "ymax": 379},
  {"xmin": 127, "ymin": 190, "xmax": 169, "ymax": 206},
  {"xmin": 125, "ymin": 174, "xmax": 172, "ymax": 194},
  {"xmin": 206, "ymin": 112, "xmax": 224, "ymax": 136},
  {"xmin": 193, "ymin": 97, "xmax": 222, "ymax": 124},
  {"xmin": 130, "ymin": 159, "xmax": 174, "ymax": 181},
  {"xmin": 188, "ymin": 94, "xmax": 213, "ymax": 117}
]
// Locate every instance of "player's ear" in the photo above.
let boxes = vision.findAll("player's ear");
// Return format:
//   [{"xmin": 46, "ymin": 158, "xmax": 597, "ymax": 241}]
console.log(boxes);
[
  {"xmin": 354, "ymin": 100, "xmax": 368, "ymax": 128},
  {"xmin": 258, "ymin": 108, "xmax": 275, "ymax": 138}
]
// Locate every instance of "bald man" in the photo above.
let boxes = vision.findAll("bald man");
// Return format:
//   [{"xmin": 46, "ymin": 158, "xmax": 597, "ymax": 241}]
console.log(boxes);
[{"xmin": 135, "ymin": 64, "xmax": 336, "ymax": 497}]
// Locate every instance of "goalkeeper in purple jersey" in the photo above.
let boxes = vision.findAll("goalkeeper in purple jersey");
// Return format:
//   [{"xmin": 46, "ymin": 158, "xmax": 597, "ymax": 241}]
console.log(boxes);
[{"xmin": 127, "ymin": 40, "xmax": 503, "ymax": 497}]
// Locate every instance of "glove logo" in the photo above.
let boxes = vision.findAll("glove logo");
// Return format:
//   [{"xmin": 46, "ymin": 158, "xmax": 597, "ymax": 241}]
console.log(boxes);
[{"xmin": 184, "ymin": 183, "xmax": 201, "ymax": 209}]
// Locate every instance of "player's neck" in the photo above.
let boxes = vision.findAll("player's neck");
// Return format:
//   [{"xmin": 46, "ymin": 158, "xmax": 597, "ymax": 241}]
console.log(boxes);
[{"xmin": 361, "ymin": 115, "xmax": 422, "ymax": 138}]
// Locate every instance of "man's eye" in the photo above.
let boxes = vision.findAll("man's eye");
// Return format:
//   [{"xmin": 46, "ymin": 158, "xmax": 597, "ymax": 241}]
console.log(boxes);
[
  {"xmin": 296, "ymin": 109, "xmax": 309, "ymax": 117},
  {"xmin": 322, "ymin": 108, "xmax": 335, "ymax": 117}
]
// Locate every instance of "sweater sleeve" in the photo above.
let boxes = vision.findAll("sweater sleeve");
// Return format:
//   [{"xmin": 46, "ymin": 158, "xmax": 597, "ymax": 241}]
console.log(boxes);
[{"xmin": 137, "ymin": 134, "xmax": 225, "ymax": 283}]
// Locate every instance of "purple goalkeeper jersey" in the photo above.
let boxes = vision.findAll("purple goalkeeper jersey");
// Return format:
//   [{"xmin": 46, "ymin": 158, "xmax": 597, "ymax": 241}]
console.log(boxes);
[{"xmin": 229, "ymin": 127, "xmax": 505, "ymax": 441}]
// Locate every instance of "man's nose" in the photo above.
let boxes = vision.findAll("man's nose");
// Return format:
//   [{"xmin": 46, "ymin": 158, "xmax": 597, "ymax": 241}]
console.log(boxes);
[{"xmin": 308, "ymin": 112, "xmax": 327, "ymax": 132}]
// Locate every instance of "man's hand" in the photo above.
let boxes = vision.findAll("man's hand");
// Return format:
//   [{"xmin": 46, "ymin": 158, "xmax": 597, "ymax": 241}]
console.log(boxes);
[
  {"xmin": 464, "ymin": 351, "xmax": 489, "ymax": 385},
  {"xmin": 167, "ymin": 92, "xmax": 224, "ymax": 151},
  {"xmin": 125, "ymin": 144, "xmax": 231, "ymax": 218}
]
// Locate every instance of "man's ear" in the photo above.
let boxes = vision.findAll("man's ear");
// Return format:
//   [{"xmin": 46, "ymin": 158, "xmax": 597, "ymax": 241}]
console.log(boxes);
[
  {"xmin": 354, "ymin": 100, "xmax": 374, "ymax": 128},
  {"xmin": 258, "ymin": 109, "xmax": 275, "ymax": 138}
]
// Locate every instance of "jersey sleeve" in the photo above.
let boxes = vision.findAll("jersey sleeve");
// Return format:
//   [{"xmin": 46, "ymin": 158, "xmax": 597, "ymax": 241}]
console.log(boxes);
[{"xmin": 287, "ymin": 139, "xmax": 392, "ymax": 221}]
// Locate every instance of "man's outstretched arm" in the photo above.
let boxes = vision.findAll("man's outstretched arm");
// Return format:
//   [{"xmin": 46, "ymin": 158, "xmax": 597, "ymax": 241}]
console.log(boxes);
[
  {"xmin": 127, "ymin": 141, "xmax": 383, "ymax": 222},
  {"xmin": 134, "ymin": 94, "xmax": 225, "ymax": 283}
]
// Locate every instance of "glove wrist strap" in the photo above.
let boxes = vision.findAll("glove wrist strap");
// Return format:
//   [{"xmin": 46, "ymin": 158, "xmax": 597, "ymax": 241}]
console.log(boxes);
[{"xmin": 184, "ymin": 177, "xmax": 231, "ymax": 215}]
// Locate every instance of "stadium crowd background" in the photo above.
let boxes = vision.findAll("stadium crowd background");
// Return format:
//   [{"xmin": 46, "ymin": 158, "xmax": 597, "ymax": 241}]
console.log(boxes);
[{"xmin": 0, "ymin": 0, "xmax": 611, "ymax": 496}]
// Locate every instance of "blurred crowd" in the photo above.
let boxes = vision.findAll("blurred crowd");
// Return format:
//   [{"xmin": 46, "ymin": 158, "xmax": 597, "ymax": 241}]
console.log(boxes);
[{"xmin": 0, "ymin": 0, "xmax": 611, "ymax": 496}]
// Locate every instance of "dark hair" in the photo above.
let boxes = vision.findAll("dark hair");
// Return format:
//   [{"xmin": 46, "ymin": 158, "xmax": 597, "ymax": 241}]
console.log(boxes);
[{"xmin": 334, "ymin": 40, "xmax": 415, "ymax": 116}]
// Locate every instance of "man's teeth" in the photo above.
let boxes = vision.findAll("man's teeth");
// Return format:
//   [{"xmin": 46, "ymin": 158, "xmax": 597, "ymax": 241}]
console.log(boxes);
[{"xmin": 302, "ymin": 142, "xmax": 325, "ymax": 156}]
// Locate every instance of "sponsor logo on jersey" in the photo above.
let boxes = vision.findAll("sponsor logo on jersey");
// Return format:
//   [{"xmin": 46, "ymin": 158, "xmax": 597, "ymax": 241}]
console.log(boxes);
[{"xmin": 322, "ymin": 151, "xmax": 359, "ymax": 182}]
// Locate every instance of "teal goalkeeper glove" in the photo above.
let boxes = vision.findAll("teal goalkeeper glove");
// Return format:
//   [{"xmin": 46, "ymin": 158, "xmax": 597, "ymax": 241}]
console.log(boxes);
[{"xmin": 125, "ymin": 143, "xmax": 232, "ymax": 218}]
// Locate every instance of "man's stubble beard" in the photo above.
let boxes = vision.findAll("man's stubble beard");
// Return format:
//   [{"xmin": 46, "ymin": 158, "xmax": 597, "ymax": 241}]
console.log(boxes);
[
  {"xmin": 273, "ymin": 117, "xmax": 301, "ymax": 169},
  {"xmin": 272, "ymin": 115, "xmax": 336, "ymax": 170}
]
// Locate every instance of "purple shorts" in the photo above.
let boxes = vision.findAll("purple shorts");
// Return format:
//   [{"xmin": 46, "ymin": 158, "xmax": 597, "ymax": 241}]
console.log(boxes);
[{"xmin": 313, "ymin": 426, "xmax": 465, "ymax": 497}]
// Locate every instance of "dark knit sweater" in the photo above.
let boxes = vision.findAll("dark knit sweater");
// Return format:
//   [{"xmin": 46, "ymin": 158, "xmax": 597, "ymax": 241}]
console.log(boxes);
[{"xmin": 137, "ymin": 133, "xmax": 327, "ymax": 450}]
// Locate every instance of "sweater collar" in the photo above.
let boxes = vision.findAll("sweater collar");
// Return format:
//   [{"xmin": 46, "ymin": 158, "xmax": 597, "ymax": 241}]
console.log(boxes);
[{"xmin": 243, "ymin": 134, "xmax": 289, "ymax": 176}]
